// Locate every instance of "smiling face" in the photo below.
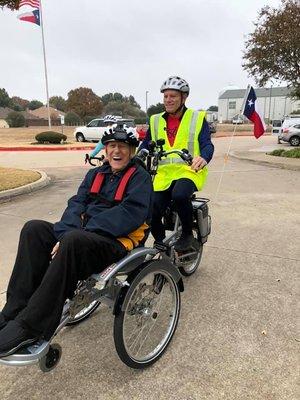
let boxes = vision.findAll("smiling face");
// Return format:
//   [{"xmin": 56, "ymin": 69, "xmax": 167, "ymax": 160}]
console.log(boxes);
[
  {"xmin": 163, "ymin": 89, "xmax": 187, "ymax": 114},
  {"xmin": 105, "ymin": 141, "xmax": 132, "ymax": 172}
]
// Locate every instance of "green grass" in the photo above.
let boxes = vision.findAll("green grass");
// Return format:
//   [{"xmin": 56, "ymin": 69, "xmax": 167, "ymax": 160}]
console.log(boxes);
[{"xmin": 268, "ymin": 148, "xmax": 300, "ymax": 158}]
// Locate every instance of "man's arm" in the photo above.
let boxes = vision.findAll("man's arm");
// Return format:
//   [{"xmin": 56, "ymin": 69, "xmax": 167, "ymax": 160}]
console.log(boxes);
[
  {"xmin": 85, "ymin": 169, "xmax": 152, "ymax": 238},
  {"xmin": 198, "ymin": 119, "xmax": 214, "ymax": 163}
]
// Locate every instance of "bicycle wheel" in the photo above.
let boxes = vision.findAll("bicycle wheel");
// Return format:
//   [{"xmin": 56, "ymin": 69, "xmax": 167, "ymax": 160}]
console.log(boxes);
[
  {"xmin": 66, "ymin": 300, "xmax": 101, "ymax": 326},
  {"xmin": 113, "ymin": 260, "xmax": 181, "ymax": 369},
  {"xmin": 175, "ymin": 228, "xmax": 203, "ymax": 277}
]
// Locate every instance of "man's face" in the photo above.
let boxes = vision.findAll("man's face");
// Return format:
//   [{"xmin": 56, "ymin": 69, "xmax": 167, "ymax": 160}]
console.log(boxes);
[
  {"xmin": 163, "ymin": 89, "xmax": 186, "ymax": 114},
  {"xmin": 105, "ymin": 141, "xmax": 131, "ymax": 172}
]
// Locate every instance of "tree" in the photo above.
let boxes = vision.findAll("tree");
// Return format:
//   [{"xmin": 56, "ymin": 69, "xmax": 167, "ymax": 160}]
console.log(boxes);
[
  {"xmin": 11, "ymin": 96, "xmax": 29, "ymax": 111},
  {"xmin": 243, "ymin": 0, "xmax": 300, "ymax": 98},
  {"xmin": 6, "ymin": 111, "xmax": 25, "ymax": 127},
  {"xmin": 49, "ymin": 96, "xmax": 66, "ymax": 112},
  {"xmin": 0, "ymin": 88, "xmax": 10, "ymax": 107},
  {"xmin": 147, "ymin": 103, "xmax": 165, "ymax": 117},
  {"xmin": 207, "ymin": 105, "xmax": 218, "ymax": 112},
  {"xmin": 65, "ymin": 111, "xmax": 81, "ymax": 125},
  {"xmin": 28, "ymin": 100, "xmax": 43, "ymax": 110},
  {"xmin": 0, "ymin": 1, "xmax": 20, "ymax": 10},
  {"xmin": 67, "ymin": 87, "xmax": 103, "ymax": 119}
]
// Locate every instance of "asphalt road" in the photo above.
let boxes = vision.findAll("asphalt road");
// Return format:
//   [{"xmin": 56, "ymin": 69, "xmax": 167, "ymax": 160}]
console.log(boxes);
[{"xmin": 0, "ymin": 136, "xmax": 299, "ymax": 400}]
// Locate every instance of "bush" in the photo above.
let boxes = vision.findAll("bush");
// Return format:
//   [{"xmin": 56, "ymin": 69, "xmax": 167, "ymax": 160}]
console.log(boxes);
[
  {"xmin": 6, "ymin": 111, "xmax": 26, "ymax": 127},
  {"xmin": 65, "ymin": 111, "xmax": 81, "ymax": 125},
  {"xmin": 35, "ymin": 131, "xmax": 67, "ymax": 144},
  {"xmin": 268, "ymin": 148, "xmax": 300, "ymax": 158},
  {"xmin": 268, "ymin": 149, "xmax": 285, "ymax": 156}
]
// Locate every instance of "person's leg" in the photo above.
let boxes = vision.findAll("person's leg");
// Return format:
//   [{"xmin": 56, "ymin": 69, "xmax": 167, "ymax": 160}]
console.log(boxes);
[
  {"xmin": 151, "ymin": 188, "xmax": 172, "ymax": 242},
  {"xmin": 171, "ymin": 179, "xmax": 197, "ymax": 251},
  {"xmin": 16, "ymin": 230, "xmax": 127, "ymax": 340},
  {"xmin": 2, "ymin": 220, "xmax": 57, "ymax": 322},
  {"xmin": 0, "ymin": 229, "xmax": 127, "ymax": 356}
]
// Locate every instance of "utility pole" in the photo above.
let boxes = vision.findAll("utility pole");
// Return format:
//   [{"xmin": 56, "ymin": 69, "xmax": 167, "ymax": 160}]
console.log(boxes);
[{"xmin": 145, "ymin": 91, "xmax": 149, "ymax": 116}]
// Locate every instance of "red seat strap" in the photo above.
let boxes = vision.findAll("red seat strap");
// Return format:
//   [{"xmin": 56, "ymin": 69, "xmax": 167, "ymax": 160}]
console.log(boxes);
[
  {"xmin": 114, "ymin": 166, "xmax": 136, "ymax": 201},
  {"xmin": 90, "ymin": 173, "xmax": 105, "ymax": 194}
]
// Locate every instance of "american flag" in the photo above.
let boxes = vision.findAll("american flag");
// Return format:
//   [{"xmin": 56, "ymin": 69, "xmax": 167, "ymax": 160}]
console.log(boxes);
[{"xmin": 19, "ymin": 0, "xmax": 40, "ymax": 8}]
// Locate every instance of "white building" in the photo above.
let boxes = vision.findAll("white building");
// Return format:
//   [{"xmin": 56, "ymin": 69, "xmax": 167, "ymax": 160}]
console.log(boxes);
[{"xmin": 218, "ymin": 87, "xmax": 300, "ymax": 123}]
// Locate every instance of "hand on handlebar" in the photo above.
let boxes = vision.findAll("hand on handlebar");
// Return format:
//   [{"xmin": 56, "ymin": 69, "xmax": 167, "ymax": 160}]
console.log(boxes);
[{"xmin": 191, "ymin": 156, "xmax": 207, "ymax": 171}]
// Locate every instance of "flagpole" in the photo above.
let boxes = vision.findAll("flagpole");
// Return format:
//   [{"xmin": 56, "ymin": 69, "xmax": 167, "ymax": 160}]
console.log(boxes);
[
  {"xmin": 214, "ymin": 85, "xmax": 251, "ymax": 202},
  {"xmin": 39, "ymin": 0, "xmax": 51, "ymax": 129}
]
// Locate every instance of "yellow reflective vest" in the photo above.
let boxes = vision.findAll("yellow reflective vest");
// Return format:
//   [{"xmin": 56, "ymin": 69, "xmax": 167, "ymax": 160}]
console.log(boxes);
[{"xmin": 150, "ymin": 109, "xmax": 208, "ymax": 191}]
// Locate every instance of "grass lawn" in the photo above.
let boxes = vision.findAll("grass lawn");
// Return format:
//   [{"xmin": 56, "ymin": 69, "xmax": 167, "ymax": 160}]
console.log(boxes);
[
  {"xmin": 268, "ymin": 148, "xmax": 300, "ymax": 158},
  {"xmin": 0, "ymin": 167, "xmax": 41, "ymax": 191}
]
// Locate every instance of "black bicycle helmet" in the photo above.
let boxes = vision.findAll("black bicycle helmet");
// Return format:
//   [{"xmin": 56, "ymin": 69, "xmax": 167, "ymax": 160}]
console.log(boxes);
[{"xmin": 101, "ymin": 126, "xmax": 139, "ymax": 147}]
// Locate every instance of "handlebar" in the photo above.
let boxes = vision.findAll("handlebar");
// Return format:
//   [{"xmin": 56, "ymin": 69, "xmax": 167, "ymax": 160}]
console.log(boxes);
[
  {"xmin": 85, "ymin": 154, "xmax": 105, "ymax": 166},
  {"xmin": 136, "ymin": 140, "xmax": 194, "ymax": 177}
]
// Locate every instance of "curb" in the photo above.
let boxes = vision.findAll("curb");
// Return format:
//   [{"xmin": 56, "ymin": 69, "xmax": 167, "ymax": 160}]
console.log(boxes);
[
  {"xmin": 0, "ymin": 170, "xmax": 51, "ymax": 203},
  {"xmin": 0, "ymin": 146, "xmax": 94, "ymax": 152},
  {"xmin": 229, "ymin": 151, "xmax": 300, "ymax": 171}
]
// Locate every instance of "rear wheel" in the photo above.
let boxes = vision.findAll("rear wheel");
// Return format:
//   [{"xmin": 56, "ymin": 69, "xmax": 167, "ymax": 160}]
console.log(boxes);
[
  {"xmin": 289, "ymin": 136, "xmax": 300, "ymax": 146},
  {"xmin": 175, "ymin": 228, "xmax": 203, "ymax": 276},
  {"xmin": 66, "ymin": 300, "xmax": 101, "ymax": 326},
  {"xmin": 113, "ymin": 260, "xmax": 180, "ymax": 369},
  {"xmin": 76, "ymin": 133, "xmax": 86, "ymax": 142}
]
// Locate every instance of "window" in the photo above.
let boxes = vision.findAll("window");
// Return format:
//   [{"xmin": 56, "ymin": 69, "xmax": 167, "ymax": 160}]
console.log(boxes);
[
  {"xmin": 97, "ymin": 120, "xmax": 105, "ymax": 127},
  {"xmin": 228, "ymin": 101, "xmax": 236, "ymax": 110},
  {"xmin": 87, "ymin": 120, "xmax": 99, "ymax": 127}
]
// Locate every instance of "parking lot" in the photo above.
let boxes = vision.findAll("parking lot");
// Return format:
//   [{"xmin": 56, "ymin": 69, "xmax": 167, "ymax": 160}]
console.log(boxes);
[{"xmin": 0, "ymin": 135, "xmax": 299, "ymax": 400}]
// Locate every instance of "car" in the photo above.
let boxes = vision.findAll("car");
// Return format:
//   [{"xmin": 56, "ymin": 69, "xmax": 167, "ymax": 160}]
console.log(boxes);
[
  {"xmin": 74, "ymin": 118, "xmax": 136, "ymax": 142},
  {"xmin": 279, "ymin": 124, "xmax": 300, "ymax": 146},
  {"xmin": 232, "ymin": 115, "xmax": 244, "ymax": 124},
  {"xmin": 208, "ymin": 122, "xmax": 217, "ymax": 134}
]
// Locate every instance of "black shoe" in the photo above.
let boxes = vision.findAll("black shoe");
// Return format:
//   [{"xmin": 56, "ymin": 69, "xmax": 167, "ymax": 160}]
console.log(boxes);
[
  {"xmin": 0, "ymin": 312, "xmax": 7, "ymax": 331},
  {"xmin": 0, "ymin": 320, "xmax": 39, "ymax": 358},
  {"xmin": 174, "ymin": 234, "xmax": 194, "ymax": 252}
]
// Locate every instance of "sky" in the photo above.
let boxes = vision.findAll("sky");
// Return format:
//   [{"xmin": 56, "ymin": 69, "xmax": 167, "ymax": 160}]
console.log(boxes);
[{"xmin": 0, "ymin": 0, "xmax": 282, "ymax": 111}]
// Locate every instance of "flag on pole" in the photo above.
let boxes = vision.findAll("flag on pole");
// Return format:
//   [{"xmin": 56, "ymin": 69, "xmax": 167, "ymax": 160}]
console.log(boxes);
[
  {"xmin": 242, "ymin": 86, "xmax": 266, "ymax": 139},
  {"xmin": 19, "ymin": 0, "xmax": 40, "ymax": 8},
  {"xmin": 17, "ymin": 9, "xmax": 40, "ymax": 25}
]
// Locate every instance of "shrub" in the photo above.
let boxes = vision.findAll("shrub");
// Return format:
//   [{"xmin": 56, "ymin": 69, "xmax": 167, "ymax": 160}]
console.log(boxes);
[
  {"xmin": 35, "ymin": 131, "xmax": 67, "ymax": 144},
  {"xmin": 6, "ymin": 111, "xmax": 26, "ymax": 127},
  {"xmin": 65, "ymin": 111, "xmax": 81, "ymax": 125},
  {"xmin": 268, "ymin": 148, "xmax": 300, "ymax": 158},
  {"xmin": 268, "ymin": 149, "xmax": 285, "ymax": 156}
]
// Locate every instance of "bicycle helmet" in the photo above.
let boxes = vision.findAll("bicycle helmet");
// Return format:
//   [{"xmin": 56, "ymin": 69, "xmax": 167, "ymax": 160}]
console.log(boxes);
[
  {"xmin": 160, "ymin": 76, "xmax": 190, "ymax": 95},
  {"xmin": 103, "ymin": 115, "xmax": 118, "ymax": 124},
  {"xmin": 101, "ymin": 126, "xmax": 139, "ymax": 147}
]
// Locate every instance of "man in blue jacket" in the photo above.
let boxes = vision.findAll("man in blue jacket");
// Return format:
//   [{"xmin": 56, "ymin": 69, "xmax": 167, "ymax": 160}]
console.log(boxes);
[{"xmin": 0, "ymin": 127, "xmax": 153, "ymax": 357}]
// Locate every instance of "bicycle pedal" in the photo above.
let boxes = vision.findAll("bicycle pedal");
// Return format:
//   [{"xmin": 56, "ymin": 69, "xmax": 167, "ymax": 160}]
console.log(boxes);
[{"xmin": 154, "ymin": 242, "xmax": 168, "ymax": 252}]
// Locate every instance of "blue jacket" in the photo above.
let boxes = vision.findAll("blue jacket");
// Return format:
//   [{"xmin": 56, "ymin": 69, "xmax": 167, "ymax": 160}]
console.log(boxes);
[{"xmin": 54, "ymin": 160, "xmax": 153, "ymax": 250}]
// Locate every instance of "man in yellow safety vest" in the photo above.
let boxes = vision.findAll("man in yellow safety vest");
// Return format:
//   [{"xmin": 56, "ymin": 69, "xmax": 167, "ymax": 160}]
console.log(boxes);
[{"xmin": 140, "ymin": 76, "xmax": 214, "ymax": 251}]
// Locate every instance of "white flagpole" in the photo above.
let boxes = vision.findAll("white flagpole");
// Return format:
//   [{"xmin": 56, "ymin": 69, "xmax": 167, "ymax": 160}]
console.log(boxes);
[
  {"xmin": 214, "ymin": 85, "xmax": 251, "ymax": 202},
  {"xmin": 39, "ymin": 0, "xmax": 51, "ymax": 129}
]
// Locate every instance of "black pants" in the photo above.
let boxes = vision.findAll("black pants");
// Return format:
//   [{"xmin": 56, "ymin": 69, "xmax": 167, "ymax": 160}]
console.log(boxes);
[
  {"xmin": 2, "ymin": 220, "xmax": 127, "ymax": 340},
  {"xmin": 151, "ymin": 178, "xmax": 197, "ymax": 242}
]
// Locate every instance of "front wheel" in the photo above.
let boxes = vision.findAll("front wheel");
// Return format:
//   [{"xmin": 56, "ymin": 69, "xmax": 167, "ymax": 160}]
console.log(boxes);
[{"xmin": 113, "ymin": 260, "xmax": 181, "ymax": 369}]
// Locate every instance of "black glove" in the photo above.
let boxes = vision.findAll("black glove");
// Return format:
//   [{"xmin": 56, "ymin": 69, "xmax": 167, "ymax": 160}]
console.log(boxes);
[{"xmin": 84, "ymin": 154, "xmax": 90, "ymax": 164}]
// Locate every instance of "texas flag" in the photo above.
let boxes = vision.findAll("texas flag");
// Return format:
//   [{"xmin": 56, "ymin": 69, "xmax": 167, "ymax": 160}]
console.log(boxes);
[
  {"xmin": 242, "ymin": 86, "xmax": 266, "ymax": 139},
  {"xmin": 17, "ymin": 9, "xmax": 40, "ymax": 26}
]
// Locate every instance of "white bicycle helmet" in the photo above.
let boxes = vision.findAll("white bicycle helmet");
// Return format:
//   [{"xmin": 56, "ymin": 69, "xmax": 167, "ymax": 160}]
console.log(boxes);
[
  {"xmin": 103, "ymin": 115, "xmax": 118, "ymax": 124},
  {"xmin": 160, "ymin": 76, "xmax": 190, "ymax": 95}
]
